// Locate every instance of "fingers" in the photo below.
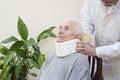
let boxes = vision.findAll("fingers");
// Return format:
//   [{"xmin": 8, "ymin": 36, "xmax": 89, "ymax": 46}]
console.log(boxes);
[
  {"xmin": 76, "ymin": 41, "xmax": 97, "ymax": 56},
  {"xmin": 76, "ymin": 41, "xmax": 85, "ymax": 48},
  {"xmin": 76, "ymin": 41, "xmax": 85, "ymax": 45},
  {"xmin": 76, "ymin": 47, "xmax": 88, "ymax": 56},
  {"xmin": 76, "ymin": 46, "xmax": 85, "ymax": 52},
  {"xmin": 76, "ymin": 41, "xmax": 86, "ymax": 52}
]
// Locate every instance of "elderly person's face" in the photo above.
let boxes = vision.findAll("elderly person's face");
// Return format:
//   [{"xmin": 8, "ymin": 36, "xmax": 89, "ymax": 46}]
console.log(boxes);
[
  {"xmin": 101, "ymin": 0, "xmax": 118, "ymax": 6},
  {"xmin": 56, "ymin": 20, "xmax": 79, "ymax": 43}
]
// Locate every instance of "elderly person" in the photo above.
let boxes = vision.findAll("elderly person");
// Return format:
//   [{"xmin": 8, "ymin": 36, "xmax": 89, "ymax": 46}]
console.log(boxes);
[
  {"xmin": 76, "ymin": 0, "xmax": 120, "ymax": 80},
  {"xmin": 37, "ymin": 18, "xmax": 91, "ymax": 80}
]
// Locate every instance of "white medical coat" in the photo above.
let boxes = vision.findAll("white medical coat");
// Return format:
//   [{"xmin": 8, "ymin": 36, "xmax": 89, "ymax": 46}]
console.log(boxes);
[{"xmin": 81, "ymin": 0, "xmax": 120, "ymax": 80}]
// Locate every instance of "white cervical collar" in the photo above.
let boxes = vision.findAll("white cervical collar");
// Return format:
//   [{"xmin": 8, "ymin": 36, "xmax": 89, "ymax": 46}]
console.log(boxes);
[{"xmin": 55, "ymin": 39, "xmax": 80, "ymax": 57}]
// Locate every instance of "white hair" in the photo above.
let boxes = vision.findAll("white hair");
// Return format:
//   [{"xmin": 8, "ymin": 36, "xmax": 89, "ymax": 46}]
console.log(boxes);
[
  {"xmin": 65, "ymin": 17, "xmax": 93, "ymax": 44},
  {"xmin": 65, "ymin": 17, "xmax": 83, "ymax": 35}
]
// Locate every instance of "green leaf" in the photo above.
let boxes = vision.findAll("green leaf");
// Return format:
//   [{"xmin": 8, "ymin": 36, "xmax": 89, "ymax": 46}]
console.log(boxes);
[
  {"xmin": 10, "ymin": 41, "xmax": 24, "ymax": 51},
  {"xmin": 30, "ymin": 73, "xmax": 37, "ymax": 77},
  {"xmin": 27, "ymin": 38, "xmax": 36, "ymax": 46},
  {"xmin": 0, "ymin": 45, "xmax": 9, "ymax": 55},
  {"xmin": 31, "ymin": 59, "xmax": 39, "ymax": 69},
  {"xmin": 27, "ymin": 38, "xmax": 40, "ymax": 53},
  {"xmin": 50, "ymin": 33, "xmax": 57, "ymax": 38},
  {"xmin": 37, "ymin": 33, "xmax": 49, "ymax": 42},
  {"xmin": 31, "ymin": 54, "xmax": 40, "ymax": 69},
  {"xmin": 37, "ymin": 26, "xmax": 56, "ymax": 42},
  {"xmin": 0, "ymin": 65, "xmax": 11, "ymax": 80},
  {"xmin": 18, "ymin": 17, "xmax": 28, "ymax": 40},
  {"xmin": 31, "ymin": 53, "xmax": 45, "ymax": 69},
  {"xmin": 16, "ymin": 49, "xmax": 26, "ymax": 58},
  {"xmin": 0, "ymin": 60, "xmax": 3, "ymax": 69},
  {"xmin": 3, "ymin": 51, "xmax": 15, "ymax": 68},
  {"xmin": 4, "ymin": 73, "xmax": 12, "ymax": 80},
  {"xmin": 22, "ymin": 60, "xmax": 30, "ymax": 77},
  {"xmin": 37, "ymin": 54, "xmax": 45, "ymax": 68},
  {"xmin": 15, "ymin": 60, "xmax": 22, "ymax": 79},
  {"xmin": 0, "ymin": 56, "xmax": 4, "ymax": 60},
  {"xmin": 0, "ymin": 36, "xmax": 18, "ymax": 44},
  {"xmin": 45, "ymin": 26, "xmax": 56, "ymax": 33}
]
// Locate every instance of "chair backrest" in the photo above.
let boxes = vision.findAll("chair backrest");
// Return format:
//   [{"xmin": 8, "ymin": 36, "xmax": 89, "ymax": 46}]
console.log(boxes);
[{"xmin": 88, "ymin": 56, "xmax": 103, "ymax": 80}]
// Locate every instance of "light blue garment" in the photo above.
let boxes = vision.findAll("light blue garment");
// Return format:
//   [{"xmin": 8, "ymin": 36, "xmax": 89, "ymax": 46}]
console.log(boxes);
[{"xmin": 37, "ymin": 52, "xmax": 91, "ymax": 80}]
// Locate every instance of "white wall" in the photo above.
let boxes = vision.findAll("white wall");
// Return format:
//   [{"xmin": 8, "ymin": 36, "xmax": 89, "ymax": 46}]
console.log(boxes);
[{"xmin": 0, "ymin": 0, "xmax": 84, "ymax": 79}]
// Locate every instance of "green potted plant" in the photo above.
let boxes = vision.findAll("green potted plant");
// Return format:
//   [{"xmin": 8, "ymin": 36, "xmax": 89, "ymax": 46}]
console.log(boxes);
[{"xmin": 0, "ymin": 17, "xmax": 56, "ymax": 80}]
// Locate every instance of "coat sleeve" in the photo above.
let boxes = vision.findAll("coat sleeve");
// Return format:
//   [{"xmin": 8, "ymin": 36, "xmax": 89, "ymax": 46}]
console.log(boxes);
[
  {"xmin": 81, "ymin": 0, "xmax": 94, "ymax": 34},
  {"xmin": 96, "ymin": 42, "xmax": 120, "ymax": 58},
  {"xmin": 68, "ymin": 55, "xmax": 91, "ymax": 80}
]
